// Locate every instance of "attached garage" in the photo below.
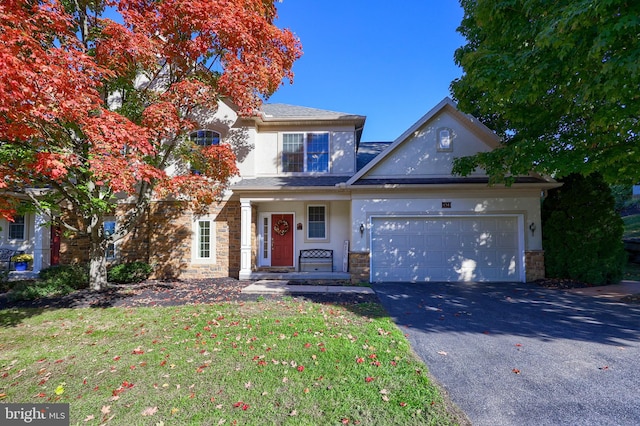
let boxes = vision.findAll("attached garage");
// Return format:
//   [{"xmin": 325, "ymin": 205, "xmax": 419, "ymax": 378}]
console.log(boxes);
[{"xmin": 370, "ymin": 216, "xmax": 523, "ymax": 283}]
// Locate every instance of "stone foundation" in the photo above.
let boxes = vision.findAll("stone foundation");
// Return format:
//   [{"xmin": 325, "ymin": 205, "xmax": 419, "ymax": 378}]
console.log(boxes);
[
  {"xmin": 59, "ymin": 199, "xmax": 241, "ymax": 280},
  {"xmin": 525, "ymin": 250, "xmax": 545, "ymax": 282},
  {"xmin": 349, "ymin": 252, "xmax": 370, "ymax": 284}
]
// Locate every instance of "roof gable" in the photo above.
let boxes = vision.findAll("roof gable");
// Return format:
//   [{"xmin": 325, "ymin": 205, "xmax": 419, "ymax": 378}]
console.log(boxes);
[{"xmin": 347, "ymin": 98, "xmax": 500, "ymax": 185}]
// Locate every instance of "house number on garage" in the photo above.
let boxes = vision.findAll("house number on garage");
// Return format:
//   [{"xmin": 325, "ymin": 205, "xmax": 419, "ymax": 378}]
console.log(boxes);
[{"xmin": 442, "ymin": 202, "xmax": 452, "ymax": 209}]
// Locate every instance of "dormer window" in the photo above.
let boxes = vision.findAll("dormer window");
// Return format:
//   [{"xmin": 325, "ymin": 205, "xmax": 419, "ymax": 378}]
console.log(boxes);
[
  {"xmin": 283, "ymin": 132, "xmax": 329, "ymax": 173},
  {"xmin": 437, "ymin": 128, "xmax": 453, "ymax": 152},
  {"xmin": 190, "ymin": 129, "xmax": 220, "ymax": 146}
]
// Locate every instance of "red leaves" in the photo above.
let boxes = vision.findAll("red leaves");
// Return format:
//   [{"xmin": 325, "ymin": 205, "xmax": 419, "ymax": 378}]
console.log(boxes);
[
  {"xmin": 112, "ymin": 380, "xmax": 135, "ymax": 397},
  {"xmin": 233, "ymin": 401, "xmax": 249, "ymax": 410},
  {"xmin": 297, "ymin": 365, "xmax": 305, "ymax": 372}
]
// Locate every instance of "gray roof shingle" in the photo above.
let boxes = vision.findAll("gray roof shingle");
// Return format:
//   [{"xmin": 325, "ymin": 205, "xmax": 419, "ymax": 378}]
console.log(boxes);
[
  {"xmin": 260, "ymin": 104, "xmax": 364, "ymax": 121},
  {"xmin": 231, "ymin": 176, "xmax": 349, "ymax": 190}
]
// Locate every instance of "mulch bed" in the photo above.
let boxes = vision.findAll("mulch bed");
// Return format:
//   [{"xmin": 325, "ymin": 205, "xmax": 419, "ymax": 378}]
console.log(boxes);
[
  {"xmin": 0, "ymin": 278, "xmax": 380, "ymax": 310},
  {"xmin": 532, "ymin": 278, "xmax": 594, "ymax": 289}
]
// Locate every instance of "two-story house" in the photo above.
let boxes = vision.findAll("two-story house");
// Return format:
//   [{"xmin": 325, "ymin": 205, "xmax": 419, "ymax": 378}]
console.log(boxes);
[{"xmin": 1, "ymin": 98, "xmax": 559, "ymax": 283}]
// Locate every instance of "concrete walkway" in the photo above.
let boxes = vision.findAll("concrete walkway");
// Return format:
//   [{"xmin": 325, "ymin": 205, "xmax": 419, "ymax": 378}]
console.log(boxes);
[
  {"xmin": 241, "ymin": 279, "xmax": 375, "ymax": 295},
  {"xmin": 241, "ymin": 279, "xmax": 640, "ymax": 300}
]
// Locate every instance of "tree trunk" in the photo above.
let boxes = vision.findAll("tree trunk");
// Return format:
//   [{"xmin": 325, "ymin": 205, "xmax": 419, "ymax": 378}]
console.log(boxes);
[{"xmin": 89, "ymin": 241, "xmax": 108, "ymax": 291}]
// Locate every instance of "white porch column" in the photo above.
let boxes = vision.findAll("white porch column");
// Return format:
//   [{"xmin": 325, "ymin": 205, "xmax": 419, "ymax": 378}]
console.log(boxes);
[
  {"xmin": 32, "ymin": 213, "xmax": 51, "ymax": 274},
  {"xmin": 239, "ymin": 199, "xmax": 253, "ymax": 279}
]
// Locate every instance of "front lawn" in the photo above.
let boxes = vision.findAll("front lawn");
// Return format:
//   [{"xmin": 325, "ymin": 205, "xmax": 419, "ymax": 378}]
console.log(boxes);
[{"xmin": 0, "ymin": 301, "xmax": 463, "ymax": 425}]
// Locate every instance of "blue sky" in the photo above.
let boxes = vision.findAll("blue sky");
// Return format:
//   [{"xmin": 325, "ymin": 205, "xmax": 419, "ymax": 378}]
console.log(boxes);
[{"xmin": 269, "ymin": 1, "xmax": 466, "ymax": 142}]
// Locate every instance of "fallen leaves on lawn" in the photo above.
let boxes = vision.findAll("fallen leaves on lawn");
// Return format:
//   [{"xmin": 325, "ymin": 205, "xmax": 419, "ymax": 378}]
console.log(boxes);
[{"xmin": 141, "ymin": 406, "xmax": 158, "ymax": 416}]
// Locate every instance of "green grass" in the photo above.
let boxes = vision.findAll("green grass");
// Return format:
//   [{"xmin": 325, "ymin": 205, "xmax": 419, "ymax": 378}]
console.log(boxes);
[{"xmin": 0, "ymin": 301, "xmax": 463, "ymax": 425}]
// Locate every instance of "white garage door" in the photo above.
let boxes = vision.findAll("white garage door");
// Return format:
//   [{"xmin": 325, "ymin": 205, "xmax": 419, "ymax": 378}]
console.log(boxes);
[{"xmin": 371, "ymin": 216, "xmax": 522, "ymax": 282}]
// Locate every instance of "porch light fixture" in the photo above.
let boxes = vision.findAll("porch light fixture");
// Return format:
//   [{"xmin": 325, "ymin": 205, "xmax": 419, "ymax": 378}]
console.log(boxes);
[
  {"xmin": 529, "ymin": 222, "xmax": 536, "ymax": 236},
  {"xmin": 359, "ymin": 223, "xmax": 365, "ymax": 236}
]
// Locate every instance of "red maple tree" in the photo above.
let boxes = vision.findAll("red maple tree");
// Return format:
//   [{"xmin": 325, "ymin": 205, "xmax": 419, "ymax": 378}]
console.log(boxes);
[{"xmin": 0, "ymin": 0, "xmax": 302, "ymax": 289}]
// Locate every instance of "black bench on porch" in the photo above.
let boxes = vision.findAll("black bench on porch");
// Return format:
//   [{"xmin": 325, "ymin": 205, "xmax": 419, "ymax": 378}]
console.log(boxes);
[
  {"xmin": 0, "ymin": 248, "xmax": 20, "ymax": 272},
  {"xmin": 298, "ymin": 249, "xmax": 333, "ymax": 272}
]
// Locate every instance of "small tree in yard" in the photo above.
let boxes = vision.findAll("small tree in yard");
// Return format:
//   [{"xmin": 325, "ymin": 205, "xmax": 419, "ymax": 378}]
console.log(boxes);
[
  {"xmin": 542, "ymin": 173, "xmax": 626, "ymax": 285},
  {"xmin": 0, "ymin": 0, "xmax": 302, "ymax": 290}
]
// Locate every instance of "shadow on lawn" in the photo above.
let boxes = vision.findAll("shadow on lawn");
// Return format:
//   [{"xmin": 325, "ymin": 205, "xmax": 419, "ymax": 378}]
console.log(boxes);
[
  {"xmin": 372, "ymin": 281, "xmax": 640, "ymax": 347},
  {"xmin": 0, "ymin": 278, "xmax": 386, "ymax": 327}
]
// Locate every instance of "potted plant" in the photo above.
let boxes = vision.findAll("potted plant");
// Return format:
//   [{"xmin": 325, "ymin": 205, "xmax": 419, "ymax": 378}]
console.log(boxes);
[{"xmin": 11, "ymin": 253, "xmax": 33, "ymax": 271}]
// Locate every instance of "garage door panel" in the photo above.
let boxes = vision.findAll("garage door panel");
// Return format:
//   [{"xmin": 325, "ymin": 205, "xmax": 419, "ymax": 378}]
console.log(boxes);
[{"xmin": 371, "ymin": 216, "xmax": 521, "ymax": 283}]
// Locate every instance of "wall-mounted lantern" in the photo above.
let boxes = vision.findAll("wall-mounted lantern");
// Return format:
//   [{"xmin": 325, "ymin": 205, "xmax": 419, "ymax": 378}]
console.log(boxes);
[
  {"xmin": 359, "ymin": 223, "xmax": 365, "ymax": 237},
  {"xmin": 529, "ymin": 222, "xmax": 536, "ymax": 236}
]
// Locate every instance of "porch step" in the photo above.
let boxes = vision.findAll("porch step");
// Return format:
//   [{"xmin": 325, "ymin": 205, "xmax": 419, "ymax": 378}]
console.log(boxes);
[
  {"xmin": 242, "ymin": 280, "xmax": 374, "ymax": 295},
  {"xmin": 247, "ymin": 271, "xmax": 351, "ymax": 281}
]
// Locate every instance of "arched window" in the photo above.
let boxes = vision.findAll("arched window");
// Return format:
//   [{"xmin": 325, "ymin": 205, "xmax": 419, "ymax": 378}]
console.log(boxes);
[{"xmin": 190, "ymin": 129, "xmax": 220, "ymax": 146}]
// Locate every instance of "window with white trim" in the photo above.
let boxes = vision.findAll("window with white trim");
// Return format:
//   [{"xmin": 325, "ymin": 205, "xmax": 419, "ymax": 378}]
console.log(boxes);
[
  {"xmin": 8, "ymin": 216, "xmax": 25, "ymax": 240},
  {"xmin": 437, "ymin": 127, "xmax": 453, "ymax": 152},
  {"xmin": 104, "ymin": 220, "xmax": 117, "ymax": 259},
  {"xmin": 282, "ymin": 132, "xmax": 329, "ymax": 173},
  {"xmin": 189, "ymin": 130, "xmax": 221, "ymax": 175},
  {"xmin": 307, "ymin": 205, "xmax": 327, "ymax": 240},
  {"xmin": 192, "ymin": 216, "xmax": 216, "ymax": 262}
]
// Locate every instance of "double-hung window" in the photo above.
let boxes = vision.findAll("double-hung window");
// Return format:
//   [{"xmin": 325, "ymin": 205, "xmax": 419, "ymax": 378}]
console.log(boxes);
[
  {"xmin": 307, "ymin": 205, "xmax": 327, "ymax": 240},
  {"xmin": 192, "ymin": 216, "xmax": 215, "ymax": 263},
  {"xmin": 8, "ymin": 215, "xmax": 25, "ymax": 240},
  {"xmin": 104, "ymin": 220, "xmax": 116, "ymax": 260},
  {"xmin": 282, "ymin": 133, "xmax": 329, "ymax": 173},
  {"xmin": 189, "ymin": 130, "xmax": 221, "ymax": 175}
]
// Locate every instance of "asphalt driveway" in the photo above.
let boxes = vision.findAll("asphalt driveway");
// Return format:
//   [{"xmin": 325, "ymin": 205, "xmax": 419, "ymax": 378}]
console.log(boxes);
[{"xmin": 372, "ymin": 281, "xmax": 640, "ymax": 426}]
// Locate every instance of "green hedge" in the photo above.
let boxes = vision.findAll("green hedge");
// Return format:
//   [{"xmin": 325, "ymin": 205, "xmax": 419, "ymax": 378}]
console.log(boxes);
[
  {"xmin": 107, "ymin": 261, "xmax": 152, "ymax": 284},
  {"xmin": 542, "ymin": 173, "xmax": 626, "ymax": 285}
]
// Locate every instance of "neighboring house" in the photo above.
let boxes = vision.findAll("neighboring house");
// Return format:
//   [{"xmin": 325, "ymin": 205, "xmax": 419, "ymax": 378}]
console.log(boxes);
[{"xmin": 1, "ymin": 97, "xmax": 559, "ymax": 283}]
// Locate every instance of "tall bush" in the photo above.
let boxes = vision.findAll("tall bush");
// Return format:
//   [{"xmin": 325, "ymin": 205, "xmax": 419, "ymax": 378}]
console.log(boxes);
[{"xmin": 542, "ymin": 173, "xmax": 626, "ymax": 284}]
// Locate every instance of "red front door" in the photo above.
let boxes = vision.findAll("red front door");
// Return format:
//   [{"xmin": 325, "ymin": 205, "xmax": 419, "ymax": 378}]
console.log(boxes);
[{"xmin": 271, "ymin": 214, "xmax": 293, "ymax": 267}]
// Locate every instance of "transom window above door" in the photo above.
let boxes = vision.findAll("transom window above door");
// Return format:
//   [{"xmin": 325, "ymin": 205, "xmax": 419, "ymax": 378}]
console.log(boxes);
[{"xmin": 282, "ymin": 132, "xmax": 329, "ymax": 173}]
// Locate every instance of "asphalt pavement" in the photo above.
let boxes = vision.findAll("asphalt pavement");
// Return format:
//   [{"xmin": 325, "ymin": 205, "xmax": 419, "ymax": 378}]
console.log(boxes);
[{"xmin": 372, "ymin": 281, "xmax": 640, "ymax": 426}]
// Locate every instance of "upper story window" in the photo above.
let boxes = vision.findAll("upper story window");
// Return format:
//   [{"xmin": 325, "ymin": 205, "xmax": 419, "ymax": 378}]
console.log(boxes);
[
  {"xmin": 282, "ymin": 132, "xmax": 329, "ymax": 173},
  {"xmin": 437, "ymin": 128, "xmax": 453, "ymax": 152},
  {"xmin": 8, "ymin": 215, "xmax": 25, "ymax": 240},
  {"xmin": 189, "ymin": 130, "xmax": 221, "ymax": 174},
  {"xmin": 190, "ymin": 129, "xmax": 220, "ymax": 146}
]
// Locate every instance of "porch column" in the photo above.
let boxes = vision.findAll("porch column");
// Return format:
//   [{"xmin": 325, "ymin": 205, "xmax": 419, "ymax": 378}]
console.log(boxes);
[
  {"xmin": 239, "ymin": 199, "xmax": 253, "ymax": 280},
  {"xmin": 32, "ymin": 212, "xmax": 51, "ymax": 274}
]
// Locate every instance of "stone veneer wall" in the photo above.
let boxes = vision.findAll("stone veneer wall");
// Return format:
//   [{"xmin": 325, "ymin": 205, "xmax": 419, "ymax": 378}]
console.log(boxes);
[
  {"xmin": 525, "ymin": 250, "xmax": 545, "ymax": 282},
  {"xmin": 349, "ymin": 252, "xmax": 370, "ymax": 284},
  {"xmin": 59, "ymin": 199, "xmax": 242, "ymax": 280}
]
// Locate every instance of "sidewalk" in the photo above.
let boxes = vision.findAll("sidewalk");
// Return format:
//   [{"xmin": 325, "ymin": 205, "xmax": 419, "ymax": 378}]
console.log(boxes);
[
  {"xmin": 241, "ymin": 280, "xmax": 374, "ymax": 295},
  {"xmin": 563, "ymin": 280, "xmax": 640, "ymax": 300}
]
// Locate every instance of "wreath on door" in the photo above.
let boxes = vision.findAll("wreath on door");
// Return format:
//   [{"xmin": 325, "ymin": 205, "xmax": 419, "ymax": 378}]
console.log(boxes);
[{"xmin": 273, "ymin": 219, "xmax": 289, "ymax": 236}]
